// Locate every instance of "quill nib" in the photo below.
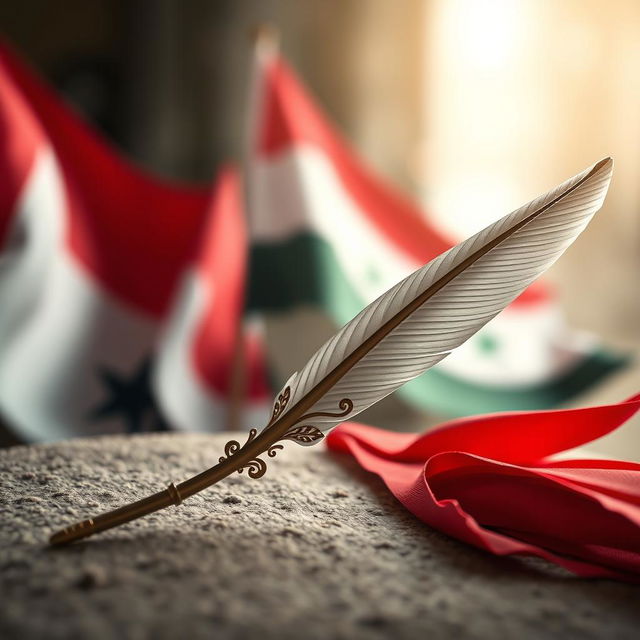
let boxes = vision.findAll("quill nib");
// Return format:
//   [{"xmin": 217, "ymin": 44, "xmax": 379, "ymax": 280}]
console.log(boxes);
[{"xmin": 48, "ymin": 157, "xmax": 613, "ymax": 545}]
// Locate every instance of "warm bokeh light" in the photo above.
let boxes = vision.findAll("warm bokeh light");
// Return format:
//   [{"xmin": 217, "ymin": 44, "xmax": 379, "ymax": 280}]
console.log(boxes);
[
  {"xmin": 424, "ymin": 0, "xmax": 640, "ymax": 240},
  {"xmin": 423, "ymin": 0, "xmax": 640, "ymax": 457}
]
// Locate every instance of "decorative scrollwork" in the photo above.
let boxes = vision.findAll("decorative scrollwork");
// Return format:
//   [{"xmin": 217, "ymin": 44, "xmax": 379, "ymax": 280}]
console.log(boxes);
[
  {"xmin": 267, "ymin": 444, "xmax": 284, "ymax": 457},
  {"xmin": 217, "ymin": 396, "xmax": 352, "ymax": 479},
  {"xmin": 219, "ymin": 428, "xmax": 258, "ymax": 464},
  {"xmin": 218, "ymin": 429, "xmax": 284, "ymax": 479},
  {"xmin": 238, "ymin": 457, "xmax": 267, "ymax": 479},
  {"xmin": 296, "ymin": 397, "xmax": 353, "ymax": 425},
  {"xmin": 267, "ymin": 386, "xmax": 291, "ymax": 426}
]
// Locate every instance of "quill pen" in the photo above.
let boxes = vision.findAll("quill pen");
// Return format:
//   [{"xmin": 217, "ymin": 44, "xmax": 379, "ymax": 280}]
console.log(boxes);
[{"xmin": 49, "ymin": 158, "xmax": 613, "ymax": 545}]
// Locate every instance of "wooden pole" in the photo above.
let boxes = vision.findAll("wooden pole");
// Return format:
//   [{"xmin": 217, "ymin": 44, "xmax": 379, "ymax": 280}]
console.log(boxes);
[
  {"xmin": 225, "ymin": 322, "xmax": 247, "ymax": 432},
  {"xmin": 225, "ymin": 24, "xmax": 280, "ymax": 433}
]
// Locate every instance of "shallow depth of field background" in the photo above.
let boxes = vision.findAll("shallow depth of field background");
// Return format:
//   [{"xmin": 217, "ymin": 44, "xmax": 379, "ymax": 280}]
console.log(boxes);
[{"xmin": 1, "ymin": 0, "xmax": 639, "ymax": 456}]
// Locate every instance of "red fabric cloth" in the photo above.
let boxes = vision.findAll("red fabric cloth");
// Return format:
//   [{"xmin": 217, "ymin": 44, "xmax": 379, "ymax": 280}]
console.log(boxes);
[{"xmin": 326, "ymin": 393, "xmax": 640, "ymax": 582}]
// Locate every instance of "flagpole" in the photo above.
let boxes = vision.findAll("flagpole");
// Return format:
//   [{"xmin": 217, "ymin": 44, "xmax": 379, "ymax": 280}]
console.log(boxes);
[
  {"xmin": 224, "ymin": 25, "xmax": 279, "ymax": 433},
  {"xmin": 224, "ymin": 23, "xmax": 280, "ymax": 434},
  {"xmin": 250, "ymin": 23, "xmax": 280, "ymax": 62},
  {"xmin": 226, "ymin": 322, "xmax": 246, "ymax": 432}
]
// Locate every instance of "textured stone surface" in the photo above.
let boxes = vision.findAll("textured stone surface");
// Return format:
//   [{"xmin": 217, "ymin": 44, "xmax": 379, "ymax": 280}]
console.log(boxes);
[{"xmin": 1, "ymin": 433, "xmax": 639, "ymax": 639}]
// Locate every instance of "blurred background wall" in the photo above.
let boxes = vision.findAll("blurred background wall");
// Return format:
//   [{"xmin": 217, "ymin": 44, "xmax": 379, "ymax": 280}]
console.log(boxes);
[
  {"xmin": 422, "ymin": 0, "xmax": 640, "ymax": 456},
  {"xmin": 424, "ymin": 0, "xmax": 640, "ymax": 340},
  {"xmin": 1, "ymin": 0, "xmax": 638, "ymax": 455}
]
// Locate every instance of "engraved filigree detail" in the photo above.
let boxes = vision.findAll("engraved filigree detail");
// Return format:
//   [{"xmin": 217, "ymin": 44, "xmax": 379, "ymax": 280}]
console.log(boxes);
[
  {"xmin": 282, "ymin": 425, "xmax": 325, "ymax": 445},
  {"xmin": 217, "ymin": 396, "xmax": 352, "ymax": 479},
  {"xmin": 218, "ymin": 429, "xmax": 284, "ymax": 479},
  {"xmin": 268, "ymin": 386, "xmax": 291, "ymax": 426},
  {"xmin": 280, "ymin": 397, "xmax": 352, "ymax": 447}
]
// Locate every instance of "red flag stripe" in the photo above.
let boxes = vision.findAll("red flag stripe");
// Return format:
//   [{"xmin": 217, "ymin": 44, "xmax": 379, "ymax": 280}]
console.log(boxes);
[
  {"xmin": 0, "ymin": 42, "xmax": 211, "ymax": 317},
  {"xmin": 0, "ymin": 46, "xmax": 41, "ymax": 246}
]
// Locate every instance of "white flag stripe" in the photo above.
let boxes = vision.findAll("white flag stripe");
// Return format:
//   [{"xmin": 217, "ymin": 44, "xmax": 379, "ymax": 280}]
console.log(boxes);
[
  {"xmin": 0, "ymin": 149, "xmax": 157, "ymax": 441},
  {"xmin": 153, "ymin": 271, "xmax": 269, "ymax": 433},
  {"xmin": 251, "ymin": 145, "xmax": 591, "ymax": 387}
]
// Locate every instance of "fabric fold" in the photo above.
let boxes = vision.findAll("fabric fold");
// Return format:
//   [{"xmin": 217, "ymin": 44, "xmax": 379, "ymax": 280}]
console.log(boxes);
[{"xmin": 326, "ymin": 393, "xmax": 640, "ymax": 581}]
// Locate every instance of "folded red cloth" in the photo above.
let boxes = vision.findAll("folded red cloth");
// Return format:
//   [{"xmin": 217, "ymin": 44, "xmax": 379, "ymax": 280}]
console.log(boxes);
[{"xmin": 326, "ymin": 393, "xmax": 640, "ymax": 582}]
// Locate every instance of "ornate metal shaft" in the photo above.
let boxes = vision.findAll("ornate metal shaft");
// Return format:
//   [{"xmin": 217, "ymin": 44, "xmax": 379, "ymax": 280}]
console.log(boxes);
[{"xmin": 48, "ymin": 386, "xmax": 335, "ymax": 545}]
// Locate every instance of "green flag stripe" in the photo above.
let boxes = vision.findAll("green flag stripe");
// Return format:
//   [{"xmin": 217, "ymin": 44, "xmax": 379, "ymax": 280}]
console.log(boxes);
[
  {"xmin": 248, "ymin": 233, "xmax": 628, "ymax": 416},
  {"xmin": 401, "ymin": 349, "xmax": 630, "ymax": 416}
]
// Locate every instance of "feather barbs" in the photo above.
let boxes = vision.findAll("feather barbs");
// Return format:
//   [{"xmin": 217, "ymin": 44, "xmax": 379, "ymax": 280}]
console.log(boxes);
[{"xmin": 266, "ymin": 158, "xmax": 613, "ymax": 436}]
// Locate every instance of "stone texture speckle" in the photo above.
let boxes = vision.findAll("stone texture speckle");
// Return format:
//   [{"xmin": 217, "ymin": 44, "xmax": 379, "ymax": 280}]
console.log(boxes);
[{"xmin": 1, "ymin": 432, "xmax": 639, "ymax": 639}]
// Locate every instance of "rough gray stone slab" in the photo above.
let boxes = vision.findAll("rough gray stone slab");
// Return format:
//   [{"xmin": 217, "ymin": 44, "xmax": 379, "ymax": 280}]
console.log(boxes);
[{"xmin": 1, "ymin": 433, "xmax": 638, "ymax": 639}]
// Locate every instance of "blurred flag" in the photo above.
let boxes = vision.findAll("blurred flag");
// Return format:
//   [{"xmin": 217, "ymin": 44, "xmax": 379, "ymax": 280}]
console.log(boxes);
[
  {"xmin": 0, "ymin": 43, "xmax": 269, "ymax": 441},
  {"xmin": 246, "ymin": 42, "xmax": 626, "ymax": 416},
  {"xmin": 154, "ymin": 170, "xmax": 271, "ymax": 434}
]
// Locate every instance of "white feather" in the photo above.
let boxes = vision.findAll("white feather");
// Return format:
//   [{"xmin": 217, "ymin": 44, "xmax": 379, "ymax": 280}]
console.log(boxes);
[{"xmin": 269, "ymin": 158, "xmax": 613, "ymax": 438}]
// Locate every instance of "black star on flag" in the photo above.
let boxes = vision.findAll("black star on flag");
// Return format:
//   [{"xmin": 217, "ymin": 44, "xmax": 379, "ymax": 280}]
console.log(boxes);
[{"xmin": 90, "ymin": 357, "xmax": 170, "ymax": 433}]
